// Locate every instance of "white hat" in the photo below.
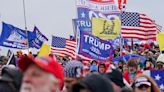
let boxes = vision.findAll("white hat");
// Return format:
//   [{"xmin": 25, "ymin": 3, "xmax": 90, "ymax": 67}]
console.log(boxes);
[
  {"xmin": 134, "ymin": 77, "xmax": 151, "ymax": 87},
  {"xmin": 157, "ymin": 54, "xmax": 164, "ymax": 64}
]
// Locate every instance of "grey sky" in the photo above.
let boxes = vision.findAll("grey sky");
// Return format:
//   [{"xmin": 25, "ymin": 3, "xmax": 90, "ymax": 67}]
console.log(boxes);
[{"xmin": 0, "ymin": 0, "xmax": 163, "ymax": 54}]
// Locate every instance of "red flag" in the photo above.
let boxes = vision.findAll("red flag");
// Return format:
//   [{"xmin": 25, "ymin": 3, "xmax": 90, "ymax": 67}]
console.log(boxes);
[{"xmin": 118, "ymin": 0, "xmax": 127, "ymax": 10}]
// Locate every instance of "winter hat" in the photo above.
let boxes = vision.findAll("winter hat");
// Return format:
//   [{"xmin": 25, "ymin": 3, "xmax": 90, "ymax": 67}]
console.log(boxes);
[
  {"xmin": 157, "ymin": 54, "xmax": 164, "ymax": 65},
  {"xmin": 72, "ymin": 74, "xmax": 114, "ymax": 92},
  {"xmin": 133, "ymin": 77, "xmax": 151, "ymax": 87},
  {"xmin": 105, "ymin": 69, "xmax": 125, "ymax": 88},
  {"xmin": 64, "ymin": 60, "xmax": 83, "ymax": 78},
  {"xmin": 0, "ymin": 65, "xmax": 23, "ymax": 91}
]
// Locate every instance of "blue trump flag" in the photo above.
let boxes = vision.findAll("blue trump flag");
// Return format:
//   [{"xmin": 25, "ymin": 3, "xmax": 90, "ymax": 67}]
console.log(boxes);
[
  {"xmin": 0, "ymin": 22, "xmax": 35, "ymax": 49},
  {"xmin": 78, "ymin": 31, "xmax": 114, "ymax": 61},
  {"xmin": 72, "ymin": 19, "xmax": 92, "ymax": 38},
  {"xmin": 29, "ymin": 26, "xmax": 48, "ymax": 49}
]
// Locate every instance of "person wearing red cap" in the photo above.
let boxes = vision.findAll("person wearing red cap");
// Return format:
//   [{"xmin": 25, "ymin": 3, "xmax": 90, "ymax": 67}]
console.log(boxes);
[{"xmin": 18, "ymin": 56, "xmax": 64, "ymax": 92}]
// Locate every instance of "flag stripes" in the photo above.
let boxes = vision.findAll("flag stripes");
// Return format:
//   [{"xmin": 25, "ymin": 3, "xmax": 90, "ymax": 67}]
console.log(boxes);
[{"xmin": 121, "ymin": 12, "xmax": 157, "ymax": 41}]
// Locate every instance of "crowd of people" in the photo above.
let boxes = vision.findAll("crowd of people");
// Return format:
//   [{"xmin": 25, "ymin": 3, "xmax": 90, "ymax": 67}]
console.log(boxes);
[{"xmin": 0, "ymin": 42, "xmax": 163, "ymax": 92}]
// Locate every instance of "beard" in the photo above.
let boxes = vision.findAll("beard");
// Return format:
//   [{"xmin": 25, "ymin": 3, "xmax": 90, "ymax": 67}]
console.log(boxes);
[{"xmin": 20, "ymin": 82, "xmax": 53, "ymax": 92}]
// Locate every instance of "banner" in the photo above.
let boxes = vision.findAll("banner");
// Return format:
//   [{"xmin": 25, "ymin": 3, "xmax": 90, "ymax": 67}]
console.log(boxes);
[
  {"xmin": 78, "ymin": 31, "xmax": 114, "ymax": 61},
  {"xmin": 0, "ymin": 22, "xmax": 29, "ymax": 49},
  {"xmin": 76, "ymin": 0, "xmax": 120, "ymax": 20},
  {"xmin": 29, "ymin": 26, "xmax": 48, "ymax": 49},
  {"xmin": 157, "ymin": 32, "xmax": 164, "ymax": 51},
  {"xmin": 72, "ymin": 19, "xmax": 92, "ymax": 38},
  {"xmin": 92, "ymin": 17, "xmax": 121, "ymax": 40},
  {"xmin": 89, "ymin": 0, "xmax": 114, "ymax": 2},
  {"xmin": 38, "ymin": 43, "xmax": 50, "ymax": 57},
  {"xmin": 77, "ymin": 7, "xmax": 120, "ymax": 20}
]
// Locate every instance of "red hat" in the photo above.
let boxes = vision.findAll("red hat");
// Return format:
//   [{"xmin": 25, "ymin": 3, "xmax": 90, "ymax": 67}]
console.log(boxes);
[{"xmin": 18, "ymin": 56, "xmax": 64, "ymax": 90}]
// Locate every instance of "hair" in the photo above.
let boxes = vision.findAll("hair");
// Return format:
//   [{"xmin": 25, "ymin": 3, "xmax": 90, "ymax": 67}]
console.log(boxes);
[
  {"xmin": 90, "ymin": 60, "xmax": 97, "ymax": 65},
  {"xmin": 132, "ymin": 74, "xmax": 160, "ymax": 92},
  {"xmin": 127, "ymin": 59, "xmax": 138, "ymax": 68}
]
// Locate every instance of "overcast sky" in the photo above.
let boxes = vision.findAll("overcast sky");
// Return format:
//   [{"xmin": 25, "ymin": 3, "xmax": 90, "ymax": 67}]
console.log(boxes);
[{"xmin": 0, "ymin": 0, "xmax": 163, "ymax": 54}]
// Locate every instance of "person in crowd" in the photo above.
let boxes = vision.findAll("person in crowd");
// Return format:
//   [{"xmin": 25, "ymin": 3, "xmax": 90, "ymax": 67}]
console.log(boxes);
[
  {"xmin": 123, "ymin": 64, "xmax": 128, "ymax": 73},
  {"xmin": 0, "ymin": 56, "xmax": 8, "ymax": 75},
  {"xmin": 144, "ymin": 58, "xmax": 154, "ymax": 70},
  {"xmin": 63, "ymin": 55, "xmax": 71, "ymax": 62},
  {"xmin": 105, "ymin": 69, "xmax": 125, "ymax": 92},
  {"xmin": 62, "ymin": 55, "xmax": 71, "ymax": 67},
  {"xmin": 82, "ymin": 61, "xmax": 90, "ymax": 77},
  {"xmin": 18, "ymin": 56, "xmax": 64, "ymax": 92},
  {"xmin": 0, "ymin": 65, "xmax": 23, "ymax": 92},
  {"xmin": 123, "ymin": 59, "xmax": 142, "ymax": 85},
  {"xmin": 152, "ymin": 53, "xmax": 159, "ymax": 61},
  {"xmin": 117, "ymin": 60, "xmax": 124, "ymax": 72},
  {"xmin": 28, "ymin": 52, "xmax": 34, "ymax": 58},
  {"xmin": 16, "ymin": 50, "xmax": 23, "ymax": 58},
  {"xmin": 63, "ymin": 60, "xmax": 83, "ymax": 92},
  {"xmin": 70, "ymin": 74, "xmax": 114, "ymax": 92},
  {"xmin": 89, "ymin": 60, "xmax": 98, "ymax": 73},
  {"xmin": 131, "ymin": 74, "xmax": 160, "ymax": 92},
  {"xmin": 114, "ymin": 48, "xmax": 120, "ymax": 58},
  {"xmin": 156, "ymin": 54, "xmax": 164, "ymax": 70},
  {"xmin": 98, "ymin": 62, "xmax": 107, "ymax": 74}
]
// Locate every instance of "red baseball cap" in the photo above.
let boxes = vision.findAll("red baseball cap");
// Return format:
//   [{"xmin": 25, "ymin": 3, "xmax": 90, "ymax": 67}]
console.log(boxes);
[{"xmin": 18, "ymin": 56, "xmax": 64, "ymax": 90}]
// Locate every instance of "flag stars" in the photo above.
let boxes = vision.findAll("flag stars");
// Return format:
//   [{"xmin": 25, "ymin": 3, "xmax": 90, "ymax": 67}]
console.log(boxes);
[
  {"xmin": 81, "ymin": 12, "xmax": 85, "ymax": 18},
  {"xmin": 160, "ymin": 84, "xmax": 164, "ymax": 90},
  {"xmin": 155, "ymin": 74, "xmax": 161, "ymax": 81}
]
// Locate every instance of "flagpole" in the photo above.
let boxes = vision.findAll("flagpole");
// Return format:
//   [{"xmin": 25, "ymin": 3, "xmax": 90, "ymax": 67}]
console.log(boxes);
[
  {"xmin": 22, "ymin": 0, "xmax": 29, "ymax": 52},
  {"xmin": 131, "ymin": 38, "xmax": 133, "ymax": 53}
]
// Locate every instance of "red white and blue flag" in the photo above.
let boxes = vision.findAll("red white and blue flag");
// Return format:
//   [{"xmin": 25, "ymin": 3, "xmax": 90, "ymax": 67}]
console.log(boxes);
[
  {"xmin": 51, "ymin": 36, "xmax": 92, "ymax": 62},
  {"xmin": 121, "ymin": 12, "xmax": 157, "ymax": 41},
  {"xmin": 144, "ymin": 70, "xmax": 164, "ymax": 92}
]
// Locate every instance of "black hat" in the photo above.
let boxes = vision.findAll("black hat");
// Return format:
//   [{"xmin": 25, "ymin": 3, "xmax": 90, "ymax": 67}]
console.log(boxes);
[
  {"xmin": 72, "ymin": 74, "xmax": 114, "ymax": 92},
  {"xmin": 105, "ymin": 69, "xmax": 125, "ymax": 88},
  {"xmin": 0, "ymin": 65, "xmax": 23, "ymax": 90}
]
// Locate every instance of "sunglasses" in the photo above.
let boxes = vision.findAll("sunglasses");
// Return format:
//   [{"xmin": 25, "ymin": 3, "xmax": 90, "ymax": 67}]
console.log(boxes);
[{"xmin": 137, "ymin": 85, "xmax": 150, "ymax": 89}]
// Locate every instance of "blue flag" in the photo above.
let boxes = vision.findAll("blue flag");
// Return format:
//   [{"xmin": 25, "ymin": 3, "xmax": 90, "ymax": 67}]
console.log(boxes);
[
  {"xmin": 144, "ymin": 70, "xmax": 164, "ymax": 92},
  {"xmin": 78, "ymin": 31, "xmax": 114, "ymax": 61},
  {"xmin": 0, "ymin": 22, "xmax": 30, "ymax": 49},
  {"xmin": 72, "ymin": 19, "xmax": 92, "ymax": 38},
  {"xmin": 29, "ymin": 26, "xmax": 48, "ymax": 49}
]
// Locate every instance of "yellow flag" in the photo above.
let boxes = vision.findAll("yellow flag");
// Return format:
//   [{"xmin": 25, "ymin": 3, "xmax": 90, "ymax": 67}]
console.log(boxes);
[
  {"xmin": 157, "ymin": 32, "xmax": 164, "ymax": 51},
  {"xmin": 38, "ymin": 43, "xmax": 50, "ymax": 57},
  {"xmin": 92, "ymin": 18, "xmax": 121, "ymax": 40}
]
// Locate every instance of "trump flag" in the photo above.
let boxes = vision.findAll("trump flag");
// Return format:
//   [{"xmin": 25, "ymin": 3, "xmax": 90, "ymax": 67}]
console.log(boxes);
[{"xmin": 78, "ymin": 31, "xmax": 114, "ymax": 61}]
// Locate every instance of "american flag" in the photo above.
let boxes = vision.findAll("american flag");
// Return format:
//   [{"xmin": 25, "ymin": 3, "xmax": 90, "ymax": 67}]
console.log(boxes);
[
  {"xmin": 155, "ymin": 23, "xmax": 162, "ymax": 33},
  {"xmin": 121, "ymin": 12, "xmax": 157, "ymax": 41},
  {"xmin": 144, "ymin": 70, "xmax": 164, "ymax": 92},
  {"xmin": 51, "ymin": 36, "xmax": 92, "ymax": 62}
]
